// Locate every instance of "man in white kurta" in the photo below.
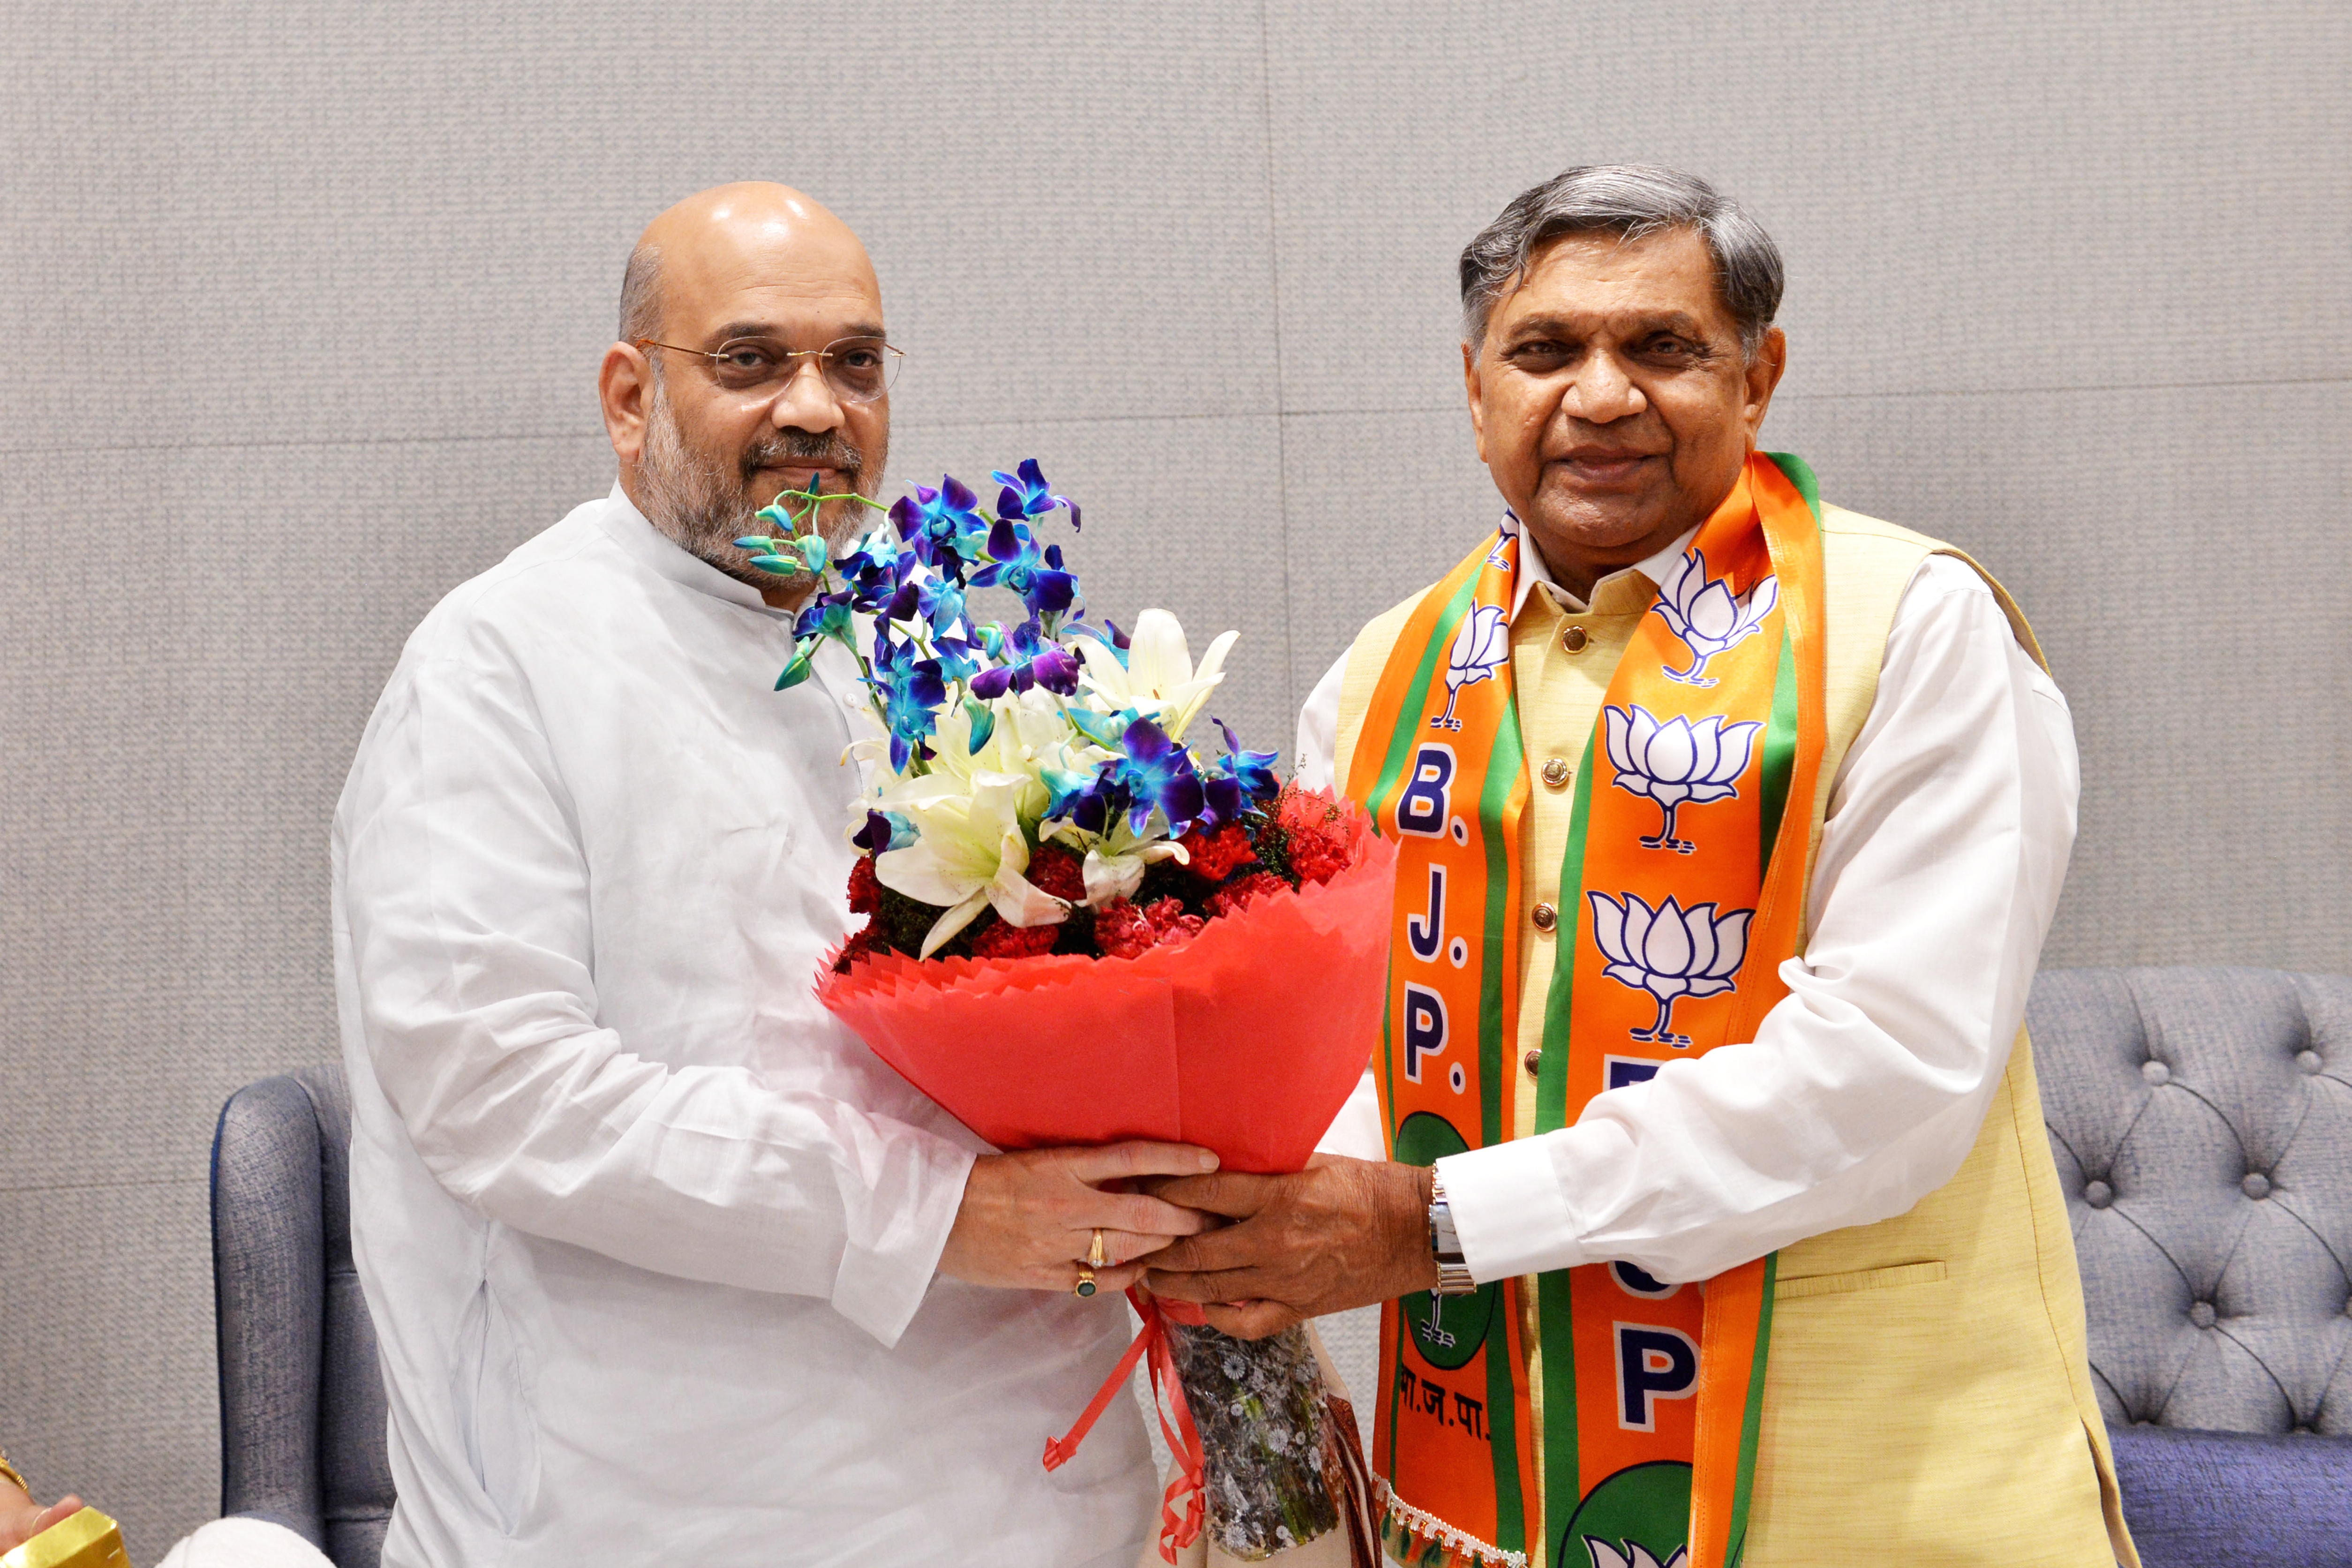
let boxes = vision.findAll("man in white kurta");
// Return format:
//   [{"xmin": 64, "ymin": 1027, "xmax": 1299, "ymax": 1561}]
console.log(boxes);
[{"xmin": 336, "ymin": 184, "xmax": 1200, "ymax": 1567}]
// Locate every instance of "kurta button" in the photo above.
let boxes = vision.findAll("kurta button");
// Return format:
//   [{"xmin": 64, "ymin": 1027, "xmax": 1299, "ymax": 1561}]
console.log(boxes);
[
  {"xmin": 1541, "ymin": 757, "xmax": 1572, "ymax": 789},
  {"xmin": 1523, "ymin": 1049, "xmax": 1542, "ymax": 1077},
  {"xmin": 1560, "ymin": 625, "xmax": 1590, "ymax": 653},
  {"xmin": 1531, "ymin": 902, "xmax": 1558, "ymax": 932}
]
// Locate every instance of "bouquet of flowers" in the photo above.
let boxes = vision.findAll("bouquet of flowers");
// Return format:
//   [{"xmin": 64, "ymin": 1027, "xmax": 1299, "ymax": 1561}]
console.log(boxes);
[{"xmin": 739, "ymin": 465, "xmax": 1389, "ymax": 1563}]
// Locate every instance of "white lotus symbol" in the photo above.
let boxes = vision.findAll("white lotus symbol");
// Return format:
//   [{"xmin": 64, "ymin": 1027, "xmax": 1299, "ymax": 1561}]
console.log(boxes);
[
  {"xmin": 1432, "ymin": 603, "xmax": 1509, "ymax": 731},
  {"xmin": 1484, "ymin": 512, "xmax": 1520, "ymax": 570},
  {"xmin": 1653, "ymin": 550, "xmax": 1777, "ymax": 687},
  {"xmin": 1586, "ymin": 1541, "xmax": 1687, "ymax": 1568},
  {"xmin": 1587, "ymin": 892, "xmax": 1751, "ymax": 1047},
  {"xmin": 1604, "ymin": 704, "xmax": 1762, "ymax": 853}
]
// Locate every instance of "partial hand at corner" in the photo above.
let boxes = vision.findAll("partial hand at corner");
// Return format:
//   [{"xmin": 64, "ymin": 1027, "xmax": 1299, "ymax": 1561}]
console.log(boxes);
[
  {"xmin": 1143, "ymin": 1155, "xmax": 1441, "ymax": 1339},
  {"xmin": 938, "ymin": 1141, "xmax": 1221, "ymax": 1295},
  {"xmin": 0, "ymin": 1475, "xmax": 85, "ymax": 1555}
]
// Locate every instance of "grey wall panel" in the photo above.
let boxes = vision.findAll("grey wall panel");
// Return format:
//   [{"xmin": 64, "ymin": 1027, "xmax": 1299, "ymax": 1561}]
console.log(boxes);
[
  {"xmin": 0, "ymin": 1182, "xmax": 215, "ymax": 1564},
  {"xmin": 0, "ymin": 0, "xmax": 1278, "ymax": 449},
  {"xmin": 1263, "ymin": 0, "xmax": 2351, "ymax": 417},
  {"xmin": 1, "ymin": 440, "xmax": 611, "ymax": 1194},
  {"xmin": 1763, "ymin": 382, "xmax": 2352, "ymax": 973},
  {"xmin": 1276, "ymin": 408, "xmax": 1501, "ymax": 710}
]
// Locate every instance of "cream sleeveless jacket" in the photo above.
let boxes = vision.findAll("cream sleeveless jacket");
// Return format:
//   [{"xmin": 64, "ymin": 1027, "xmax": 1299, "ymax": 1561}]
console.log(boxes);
[{"xmin": 1330, "ymin": 505, "xmax": 2134, "ymax": 1568}]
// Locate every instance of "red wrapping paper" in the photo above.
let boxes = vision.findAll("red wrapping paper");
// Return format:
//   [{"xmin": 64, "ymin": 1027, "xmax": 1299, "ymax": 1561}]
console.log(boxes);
[{"xmin": 819, "ymin": 812, "xmax": 1397, "ymax": 1173}]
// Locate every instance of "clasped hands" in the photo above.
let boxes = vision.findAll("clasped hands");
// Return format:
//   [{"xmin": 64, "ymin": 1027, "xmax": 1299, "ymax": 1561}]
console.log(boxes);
[{"xmin": 941, "ymin": 1145, "xmax": 1438, "ymax": 1338}]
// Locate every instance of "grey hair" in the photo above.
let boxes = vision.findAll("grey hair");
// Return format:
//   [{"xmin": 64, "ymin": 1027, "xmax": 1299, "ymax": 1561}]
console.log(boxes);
[
  {"xmin": 618, "ymin": 241, "xmax": 664, "ymax": 346},
  {"xmin": 1459, "ymin": 165, "xmax": 1783, "ymax": 357}
]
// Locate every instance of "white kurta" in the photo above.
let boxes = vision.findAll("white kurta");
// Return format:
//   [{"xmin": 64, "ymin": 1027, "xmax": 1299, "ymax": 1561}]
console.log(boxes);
[
  {"xmin": 1300, "ymin": 527, "xmax": 2081, "ymax": 1286},
  {"xmin": 334, "ymin": 484, "xmax": 1153, "ymax": 1568}
]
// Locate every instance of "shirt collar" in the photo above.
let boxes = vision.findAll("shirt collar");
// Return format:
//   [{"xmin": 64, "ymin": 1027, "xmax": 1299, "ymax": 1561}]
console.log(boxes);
[
  {"xmin": 1505, "ymin": 514, "xmax": 1702, "ymax": 623},
  {"xmin": 593, "ymin": 480, "xmax": 786, "ymax": 616}
]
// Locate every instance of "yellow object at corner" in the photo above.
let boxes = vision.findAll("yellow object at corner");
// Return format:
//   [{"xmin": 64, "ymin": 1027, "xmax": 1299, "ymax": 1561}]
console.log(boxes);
[{"xmin": 0, "ymin": 1508, "xmax": 131, "ymax": 1568}]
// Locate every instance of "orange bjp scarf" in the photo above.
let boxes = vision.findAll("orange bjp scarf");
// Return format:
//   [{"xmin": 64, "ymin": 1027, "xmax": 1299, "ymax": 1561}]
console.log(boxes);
[{"xmin": 1344, "ymin": 451, "xmax": 1828, "ymax": 1568}]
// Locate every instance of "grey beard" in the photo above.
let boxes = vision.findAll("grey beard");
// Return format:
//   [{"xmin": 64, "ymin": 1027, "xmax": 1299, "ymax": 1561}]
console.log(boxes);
[{"xmin": 636, "ymin": 388, "xmax": 884, "ymax": 587}]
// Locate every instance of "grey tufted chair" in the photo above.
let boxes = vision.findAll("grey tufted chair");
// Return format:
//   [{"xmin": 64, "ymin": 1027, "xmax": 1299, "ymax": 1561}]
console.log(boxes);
[
  {"xmin": 2030, "ymin": 967, "xmax": 2352, "ymax": 1564},
  {"xmin": 211, "ymin": 1063, "xmax": 394, "ymax": 1568}
]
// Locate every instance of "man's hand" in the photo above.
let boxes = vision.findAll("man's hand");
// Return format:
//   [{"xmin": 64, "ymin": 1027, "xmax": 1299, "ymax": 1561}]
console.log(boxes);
[
  {"xmin": 1144, "ymin": 1155, "xmax": 1440, "ymax": 1338},
  {"xmin": 938, "ymin": 1141, "xmax": 1221, "ymax": 1294},
  {"xmin": 0, "ymin": 1473, "xmax": 84, "ymax": 1554}
]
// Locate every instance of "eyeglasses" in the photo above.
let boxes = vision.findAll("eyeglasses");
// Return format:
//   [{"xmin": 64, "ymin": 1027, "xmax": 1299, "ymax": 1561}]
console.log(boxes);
[{"xmin": 636, "ymin": 334, "xmax": 904, "ymax": 405}]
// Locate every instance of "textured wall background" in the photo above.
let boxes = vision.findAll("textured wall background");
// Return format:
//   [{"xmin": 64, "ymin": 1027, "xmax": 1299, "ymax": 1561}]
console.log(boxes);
[{"xmin": 1, "ymin": 1, "xmax": 2345, "ymax": 1555}]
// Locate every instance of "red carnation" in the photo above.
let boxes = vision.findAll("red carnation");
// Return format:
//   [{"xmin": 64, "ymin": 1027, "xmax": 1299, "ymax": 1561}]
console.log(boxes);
[
  {"xmin": 1178, "ymin": 823, "xmax": 1256, "ymax": 883},
  {"xmin": 972, "ymin": 918, "xmax": 1064, "ymax": 960},
  {"xmin": 833, "ymin": 921, "xmax": 885, "ymax": 973},
  {"xmin": 846, "ymin": 854, "xmax": 882, "ymax": 915},
  {"xmin": 1206, "ymin": 870, "xmax": 1289, "ymax": 919},
  {"xmin": 1095, "ymin": 898, "xmax": 1157, "ymax": 960},
  {"xmin": 1096, "ymin": 897, "xmax": 1205, "ymax": 960},
  {"xmin": 1145, "ymin": 897, "xmax": 1206, "ymax": 943},
  {"xmin": 1025, "ymin": 841, "xmax": 1087, "ymax": 904},
  {"xmin": 1289, "ymin": 819, "xmax": 1355, "ymax": 886}
]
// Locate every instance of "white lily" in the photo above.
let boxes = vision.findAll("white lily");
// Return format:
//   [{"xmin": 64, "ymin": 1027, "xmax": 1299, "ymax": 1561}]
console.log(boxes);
[
  {"xmin": 1073, "ymin": 608, "xmax": 1238, "ymax": 743},
  {"xmin": 1079, "ymin": 820, "xmax": 1192, "ymax": 905},
  {"xmin": 873, "ymin": 771, "xmax": 1069, "ymax": 957}
]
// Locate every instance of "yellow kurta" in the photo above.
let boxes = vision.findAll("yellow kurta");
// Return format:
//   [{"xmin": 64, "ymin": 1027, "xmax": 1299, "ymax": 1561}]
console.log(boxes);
[{"xmin": 1332, "ymin": 504, "xmax": 2134, "ymax": 1567}]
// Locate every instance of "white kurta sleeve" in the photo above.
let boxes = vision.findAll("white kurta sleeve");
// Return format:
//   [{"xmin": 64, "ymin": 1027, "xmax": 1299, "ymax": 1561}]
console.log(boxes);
[
  {"xmin": 1437, "ymin": 555, "xmax": 2081, "ymax": 1283},
  {"xmin": 1298, "ymin": 648, "xmax": 1389, "ymax": 1160},
  {"xmin": 338, "ymin": 646, "xmax": 974, "ymax": 1347},
  {"xmin": 1293, "ymin": 649, "xmax": 1350, "ymax": 793}
]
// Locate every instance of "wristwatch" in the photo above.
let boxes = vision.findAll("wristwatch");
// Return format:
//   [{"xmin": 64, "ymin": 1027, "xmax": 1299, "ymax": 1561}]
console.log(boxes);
[{"xmin": 1426, "ymin": 1168, "xmax": 1478, "ymax": 1295}]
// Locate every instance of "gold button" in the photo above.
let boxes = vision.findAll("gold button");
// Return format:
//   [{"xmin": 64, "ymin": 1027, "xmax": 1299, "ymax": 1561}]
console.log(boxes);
[
  {"xmin": 1560, "ymin": 625, "xmax": 1590, "ymax": 653},
  {"xmin": 1523, "ymin": 1048, "xmax": 1542, "ymax": 1077},
  {"xmin": 1540, "ymin": 757, "xmax": 1571, "ymax": 789},
  {"xmin": 1531, "ymin": 902, "xmax": 1558, "ymax": 932}
]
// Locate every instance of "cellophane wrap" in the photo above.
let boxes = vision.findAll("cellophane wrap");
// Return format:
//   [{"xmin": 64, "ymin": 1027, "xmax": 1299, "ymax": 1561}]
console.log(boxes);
[
  {"xmin": 819, "ymin": 810, "xmax": 1395, "ymax": 1560},
  {"xmin": 1166, "ymin": 1318, "xmax": 1353, "ymax": 1558}
]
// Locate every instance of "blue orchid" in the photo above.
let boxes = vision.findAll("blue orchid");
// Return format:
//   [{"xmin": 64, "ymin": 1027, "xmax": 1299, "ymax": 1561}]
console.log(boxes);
[
  {"xmin": 966, "ymin": 663, "xmax": 1019, "ymax": 701},
  {"xmin": 1211, "ymin": 717, "xmax": 1283, "ymax": 801},
  {"xmin": 774, "ymin": 636, "xmax": 821, "ymax": 692},
  {"xmin": 851, "ymin": 809, "xmax": 917, "ymax": 853},
  {"xmin": 870, "ymin": 636, "xmax": 948, "ymax": 771},
  {"xmin": 991, "ymin": 458, "xmax": 1082, "ymax": 532},
  {"xmin": 1109, "ymin": 716, "xmax": 1207, "ymax": 835},
  {"xmin": 793, "ymin": 589, "xmax": 856, "ymax": 645},
  {"xmin": 917, "ymin": 577, "xmax": 968, "ymax": 639},
  {"xmin": 1042, "ymin": 761, "xmax": 1117, "ymax": 835},
  {"xmin": 966, "ymin": 641, "xmax": 1082, "ymax": 701},
  {"xmin": 961, "ymin": 697, "xmax": 996, "ymax": 754},
  {"xmin": 890, "ymin": 478, "xmax": 990, "ymax": 578},
  {"xmin": 930, "ymin": 630, "xmax": 984, "ymax": 689},
  {"xmin": 972, "ymin": 521, "xmax": 1079, "ymax": 619},
  {"xmin": 834, "ymin": 535, "xmax": 912, "ymax": 611},
  {"xmin": 1064, "ymin": 704, "xmax": 1134, "ymax": 749}
]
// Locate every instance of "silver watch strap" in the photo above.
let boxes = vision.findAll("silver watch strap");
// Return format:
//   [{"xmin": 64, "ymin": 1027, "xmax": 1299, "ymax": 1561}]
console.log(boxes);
[{"xmin": 1427, "ymin": 1169, "xmax": 1477, "ymax": 1295}]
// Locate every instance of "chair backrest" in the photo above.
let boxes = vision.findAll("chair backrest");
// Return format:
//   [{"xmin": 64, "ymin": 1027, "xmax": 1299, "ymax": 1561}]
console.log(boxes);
[
  {"xmin": 2029, "ymin": 966, "xmax": 2352, "ymax": 1436},
  {"xmin": 211, "ymin": 1064, "xmax": 393, "ymax": 1568}
]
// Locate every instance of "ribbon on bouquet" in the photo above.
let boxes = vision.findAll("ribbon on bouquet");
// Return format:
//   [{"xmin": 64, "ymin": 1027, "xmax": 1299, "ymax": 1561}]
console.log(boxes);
[{"xmin": 1044, "ymin": 1289, "xmax": 1207, "ymax": 1563}]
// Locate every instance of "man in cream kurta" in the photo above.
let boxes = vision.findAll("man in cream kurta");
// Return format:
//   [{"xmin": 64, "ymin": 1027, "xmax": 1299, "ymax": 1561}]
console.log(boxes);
[
  {"xmin": 1144, "ymin": 166, "xmax": 2133, "ymax": 1564},
  {"xmin": 336, "ymin": 184, "xmax": 1211, "ymax": 1567}
]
